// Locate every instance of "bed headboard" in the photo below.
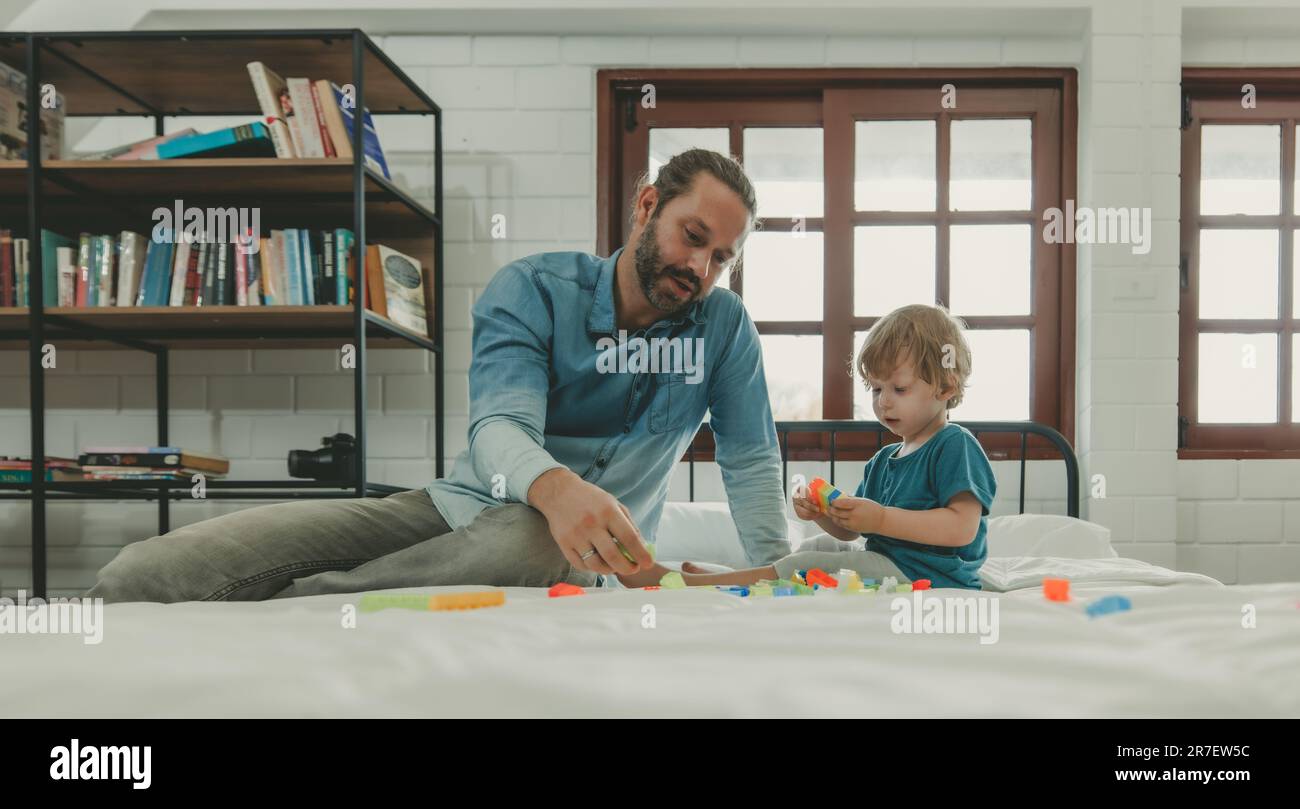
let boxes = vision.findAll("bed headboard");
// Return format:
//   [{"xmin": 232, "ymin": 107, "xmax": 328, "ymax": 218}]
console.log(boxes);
[{"xmin": 686, "ymin": 420, "xmax": 1079, "ymax": 518}]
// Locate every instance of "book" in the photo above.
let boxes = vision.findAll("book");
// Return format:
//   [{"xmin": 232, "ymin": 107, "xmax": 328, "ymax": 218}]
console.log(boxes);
[
  {"xmin": 333, "ymin": 82, "xmax": 390, "ymax": 178},
  {"xmin": 374, "ymin": 244, "xmax": 428, "ymax": 336},
  {"xmin": 95, "ymin": 234, "xmax": 116, "ymax": 306},
  {"xmin": 80, "ymin": 446, "xmax": 229, "ymax": 475},
  {"xmin": 286, "ymin": 78, "xmax": 326, "ymax": 158},
  {"xmin": 365, "ymin": 244, "xmax": 386, "ymax": 317},
  {"xmin": 55, "ymin": 245, "xmax": 75, "ymax": 306},
  {"xmin": 166, "ymin": 235, "xmax": 190, "ymax": 306},
  {"xmin": 300, "ymin": 229, "xmax": 318, "ymax": 305},
  {"xmin": 214, "ymin": 240, "xmax": 230, "ymax": 305},
  {"xmin": 234, "ymin": 241, "xmax": 248, "ymax": 306},
  {"xmin": 335, "ymin": 228, "xmax": 354, "ymax": 304},
  {"xmin": 259, "ymin": 235, "xmax": 277, "ymax": 305},
  {"xmin": 183, "ymin": 239, "xmax": 203, "ymax": 305},
  {"xmin": 156, "ymin": 122, "xmax": 275, "ymax": 160},
  {"xmin": 75, "ymin": 233, "xmax": 91, "ymax": 307},
  {"xmin": 199, "ymin": 239, "xmax": 215, "ymax": 306},
  {"xmin": 245, "ymin": 62, "xmax": 297, "ymax": 159},
  {"xmin": 117, "ymin": 232, "xmax": 147, "ymax": 307},
  {"xmin": 281, "ymin": 229, "xmax": 302, "ymax": 305},
  {"xmin": 309, "ymin": 81, "xmax": 335, "ymax": 158},
  {"xmin": 137, "ymin": 236, "xmax": 174, "ymax": 306},
  {"xmin": 40, "ymin": 230, "xmax": 72, "ymax": 307},
  {"xmin": 0, "ymin": 230, "xmax": 11, "ymax": 306},
  {"xmin": 314, "ymin": 79, "xmax": 351, "ymax": 160},
  {"xmin": 0, "ymin": 468, "xmax": 84, "ymax": 482},
  {"xmin": 13, "ymin": 237, "xmax": 28, "ymax": 306},
  {"xmin": 245, "ymin": 238, "xmax": 261, "ymax": 306},
  {"xmin": 88, "ymin": 236, "xmax": 101, "ymax": 306},
  {"xmin": 321, "ymin": 230, "xmax": 336, "ymax": 306},
  {"xmin": 76, "ymin": 129, "xmax": 198, "ymax": 161}
]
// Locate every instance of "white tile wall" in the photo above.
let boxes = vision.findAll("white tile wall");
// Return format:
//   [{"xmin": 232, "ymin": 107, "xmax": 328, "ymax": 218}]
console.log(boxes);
[{"xmin": 5, "ymin": 1, "xmax": 1300, "ymax": 594}]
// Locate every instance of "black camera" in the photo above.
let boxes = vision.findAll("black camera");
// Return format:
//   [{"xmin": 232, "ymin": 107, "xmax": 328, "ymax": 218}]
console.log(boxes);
[{"xmin": 288, "ymin": 433, "xmax": 357, "ymax": 482}]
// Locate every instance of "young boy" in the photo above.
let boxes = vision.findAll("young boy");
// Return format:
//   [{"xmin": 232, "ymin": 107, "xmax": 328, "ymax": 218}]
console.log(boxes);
[{"xmin": 619, "ymin": 303, "xmax": 997, "ymax": 591}]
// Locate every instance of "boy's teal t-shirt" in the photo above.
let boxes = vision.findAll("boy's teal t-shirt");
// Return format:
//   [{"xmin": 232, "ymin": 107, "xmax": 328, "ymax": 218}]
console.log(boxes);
[{"xmin": 853, "ymin": 422, "xmax": 997, "ymax": 590}]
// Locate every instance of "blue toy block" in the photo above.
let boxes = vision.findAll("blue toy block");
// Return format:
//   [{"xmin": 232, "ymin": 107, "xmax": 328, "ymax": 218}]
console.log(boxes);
[
  {"xmin": 774, "ymin": 586, "xmax": 797, "ymax": 597},
  {"xmin": 1085, "ymin": 594, "xmax": 1132, "ymax": 618}
]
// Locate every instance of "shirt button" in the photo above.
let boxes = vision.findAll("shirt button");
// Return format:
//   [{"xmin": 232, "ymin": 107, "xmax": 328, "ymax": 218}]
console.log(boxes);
[{"xmin": 596, "ymin": 458, "xmax": 607, "ymax": 468}]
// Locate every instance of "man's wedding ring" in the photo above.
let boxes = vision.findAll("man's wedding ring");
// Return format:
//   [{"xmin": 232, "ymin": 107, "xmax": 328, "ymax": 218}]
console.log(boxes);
[{"xmin": 580, "ymin": 549, "xmax": 598, "ymax": 560}]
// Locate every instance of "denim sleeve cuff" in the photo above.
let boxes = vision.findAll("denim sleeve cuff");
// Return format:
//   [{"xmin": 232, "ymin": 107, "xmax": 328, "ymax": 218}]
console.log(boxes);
[{"xmin": 471, "ymin": 419, "xmax": 565, "ymax": 505}]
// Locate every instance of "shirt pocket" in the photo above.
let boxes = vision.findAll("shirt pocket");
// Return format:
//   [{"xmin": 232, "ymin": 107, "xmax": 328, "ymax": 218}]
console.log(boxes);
[{"xmin": 649, "ymin": 372, "xmax": 693, "ymax": 434}]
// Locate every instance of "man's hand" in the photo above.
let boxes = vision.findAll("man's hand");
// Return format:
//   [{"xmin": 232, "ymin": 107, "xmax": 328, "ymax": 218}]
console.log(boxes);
[
  {"xmin": 528, "ymin": 468, "xmax": 652, "ymax": 575},
  {"xmin": 827, "ymin": 496, "xmax": 886, "ymax": 535}
]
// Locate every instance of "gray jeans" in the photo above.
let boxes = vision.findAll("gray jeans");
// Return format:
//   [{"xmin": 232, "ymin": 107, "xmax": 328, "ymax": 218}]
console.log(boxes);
[{"xmin": 84, "ymin": 489, "xmax": 597, "ymax": 604}]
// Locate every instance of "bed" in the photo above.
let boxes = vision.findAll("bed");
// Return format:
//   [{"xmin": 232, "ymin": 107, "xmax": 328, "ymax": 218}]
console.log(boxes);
[{"xmin": 2, "ymin": 422, "xmax": 1297, "ymax": 718}]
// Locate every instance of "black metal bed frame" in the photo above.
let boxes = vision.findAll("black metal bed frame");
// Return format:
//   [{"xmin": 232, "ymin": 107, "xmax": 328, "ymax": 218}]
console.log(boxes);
[
  {"xmin": 0, "ymin": 30, "xmax": 444, "ymax": 599},
  {"xmin": 686, "ymin": 420, "xmax": 1079, "ymax": 518}
]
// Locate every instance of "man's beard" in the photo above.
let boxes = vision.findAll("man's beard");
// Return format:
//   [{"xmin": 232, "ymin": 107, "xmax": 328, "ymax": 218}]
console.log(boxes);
[{"xmin": 634, "ymin": 215, "xmax": 701, "ymax": 314}]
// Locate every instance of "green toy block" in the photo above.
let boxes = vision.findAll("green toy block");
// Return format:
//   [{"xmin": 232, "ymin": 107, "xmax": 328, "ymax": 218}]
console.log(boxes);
[{"xmin": 660, "ymin": 571, "xmax": 686, "ymax": 589}]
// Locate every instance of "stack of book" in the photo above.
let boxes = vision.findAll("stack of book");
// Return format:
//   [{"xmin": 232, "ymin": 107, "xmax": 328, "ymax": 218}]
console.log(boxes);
[
  {"xmin": 0, "ymin": 457, "xmax": 82, "ymax": 482},
  {"xmin": 246, "ymin": 61, "xmax": 390, "ymax": 177},
  {"xmin": 77, "ymin": 447, "xmax": 230, "ymax": 481}
]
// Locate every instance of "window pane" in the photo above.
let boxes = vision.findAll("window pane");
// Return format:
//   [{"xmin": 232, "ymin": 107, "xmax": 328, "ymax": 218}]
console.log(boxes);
[
  {"xmin": 1200, "ymin": 125, "xmax": 1280, "ymax": 216},
  {"xmin": 854, "ymin": 120, "xmax": 935, "ymax": 211},
  {"xmin": 744, "ymin": 127, "xmax": 823, "ymax": 218},
  {"xmin": 649, "ymin": 128, "xmax": 729, "ymax": 182},
  {"xmin": 949, "ymin": 224, "xmax": 1032, "ymax": 316},
  {"xmin": 854, "ymin": 226, "xmax": 935, "ymax": 317},
  {"xmin": 760, "ymin": 335, "xmax": 822, "ymax": 420},
  {"xmin": 1198, "ymin": 229, "xmax": 1278, "ymax": 319},
  {"xmin": 1198, "ymin": 333, "xmax": 1278, "ymax": 423},
  {"xmin": 949, "ymin": 119, "xmax": 1032, "ymax": 211},
  {"xmin": 853, "ymin": 329, "xmax": 1029, "ymax": 420},
  {"xmin": 1294, "ymin": 335, "xmax": 1300, "ymax": 423},
  {"xmin": 737, "ymin": 231, "xmax": 822, "ymax": 321}
]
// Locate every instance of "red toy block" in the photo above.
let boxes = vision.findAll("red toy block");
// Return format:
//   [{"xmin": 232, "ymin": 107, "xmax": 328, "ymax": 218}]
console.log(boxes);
[
  {"xmin": 548, "ymin": 583, "xmax": 586, "ymax": 598},
  {"xmin": 911, "ymin": 579, "xmax": 931, "ymax": 591},
  {"xmin": 1042, "ymin": 578, "xmax": 1070, "ymax": 601},
  {"xmin": 806, "ymin": 568, "xmax": 838, "ymax": 588}
]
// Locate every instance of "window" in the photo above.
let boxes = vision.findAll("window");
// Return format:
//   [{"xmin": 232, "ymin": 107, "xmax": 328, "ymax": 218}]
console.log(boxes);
[
  {"xmin": 598, "ymin": 70, "xmax": 1076, "ymax": 459},
  {"xmin": 1180, "ymin": 70, "xmax": 1300, "ymax": 457}
]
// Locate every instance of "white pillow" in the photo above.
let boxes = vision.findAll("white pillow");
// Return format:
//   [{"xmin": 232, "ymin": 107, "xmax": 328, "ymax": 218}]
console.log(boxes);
[
  {"xmin": 655, "ymin": 501, "xmax": 802, "ymax": 568},
  {"xmin": 985, "ymin": 514, "xmax": 1116, "ymax": 559}
]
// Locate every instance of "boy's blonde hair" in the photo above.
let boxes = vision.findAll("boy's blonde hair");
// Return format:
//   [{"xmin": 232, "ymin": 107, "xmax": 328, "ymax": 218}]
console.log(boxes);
[{"xmin": 855, "ymin": 304, "xmax": 972, "ymax": 410}]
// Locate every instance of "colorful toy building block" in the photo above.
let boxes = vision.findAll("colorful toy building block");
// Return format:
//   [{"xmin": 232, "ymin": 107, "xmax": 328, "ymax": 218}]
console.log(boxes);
[
  {"xmin": 548, "ymin": 583, "xmax": 585, "ymax": 598},
  {"xmin": 430, "ymin": 591, "xmax": 506, "ymax": 611},
  {"xmin": 773, "ymin": 585, "xmax": 797, "ymax": 597},
  {"xmin": 836, "ymin": 569, "xmax": 863, "ymax": 592},
  {"xmin": 806, "ymin": 568, "xmax": 838, "ymax": 588},
  {"xmin": 912, "ymin": 579, "xmax": 932, "ymax": 591},
  {"xmin": 660, "ymin": 571, "xmax": 687, "ymax": 589},
  {"xmin": 717, "ymin": 585, "xmax": 749, "ymax": 597},
  {"xmin": 794, "ymin": 583, "xmax": 815, "ymax": 595},
  {"xmin": 880, "ymin": 576, "xmax": 898, "ymax": 594},
  {"xmin": 749, "ymin": 582, "xmax": 773, "ymax": 597},
  {"xmin": 1042, "ymin": 578, "xmax": 1070, "ymax": 602},
  {"xmin": 358, "ymin": 592, "xmax": 506, "ymax": 612},
  {"xmin": 1085, "ymin": 594, "xmax": 1131, "ymax": 618},
  {"xmin": 806, "ymin": 477, "xmax": 845, "ymax": 513},
  {"xmin": 791, "ymin": 570, "xmax": 808, "ymax": 585},
  {"xmin": 895, "ymin": 583, "xmax": 913, "ymax": 593},
  {"xmin": 861, "ymin": 578, "xmax": 877, "ymax": 587}
]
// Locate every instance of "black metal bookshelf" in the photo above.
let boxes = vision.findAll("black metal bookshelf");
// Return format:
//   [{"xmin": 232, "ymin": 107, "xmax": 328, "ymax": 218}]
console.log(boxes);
[{"xmin": 0, "ymin": 30, "xmax": 444, "ymax": 598}]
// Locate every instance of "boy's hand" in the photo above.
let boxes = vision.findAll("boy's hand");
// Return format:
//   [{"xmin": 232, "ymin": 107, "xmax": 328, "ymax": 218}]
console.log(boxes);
[
  {"xmin": 827, "ymin": 496, "xmax": 886, "ymax": 535},
  {"xmin": 792, "ymin": 495, "xmax": 821, "ymax": 521}
]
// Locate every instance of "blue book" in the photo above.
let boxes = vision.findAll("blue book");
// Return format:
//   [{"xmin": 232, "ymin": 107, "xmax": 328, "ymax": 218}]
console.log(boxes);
[
  {"xmin": 156, "ymin": 122, "xmax": 276, "ymax": 160},
  {"xmin": 334, "ymin": 229, "xmax": 353, "ymax": 304},
  {"xmin": 298, "ymin": 229, "xmax": 315, "ymax": 305},
  {"xmin": 88, "ymin": 237, "xmax": 101, "ymax": 306},
  {"xmin": 332, "ymin": 83, "xmax": 390, "ymax": 179},
  {"xmin": 282, "ymin": 229, "xmax": 302, "ymax": 305},
  {"xmin": 141, "ymin": 237, "xmax": 174, "ymax": 306}
]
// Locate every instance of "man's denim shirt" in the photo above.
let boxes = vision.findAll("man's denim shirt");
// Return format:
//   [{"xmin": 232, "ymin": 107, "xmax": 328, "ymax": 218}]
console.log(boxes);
[{"xmin": 425, "ymin": 246, "xmax": 789, "ymax": 566}]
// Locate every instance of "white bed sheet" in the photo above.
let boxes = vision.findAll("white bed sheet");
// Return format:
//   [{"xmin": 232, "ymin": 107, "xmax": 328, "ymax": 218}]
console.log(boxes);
[{"xmin": 2, "ymin": 565, "xmax": 1296, "ymax": 718}]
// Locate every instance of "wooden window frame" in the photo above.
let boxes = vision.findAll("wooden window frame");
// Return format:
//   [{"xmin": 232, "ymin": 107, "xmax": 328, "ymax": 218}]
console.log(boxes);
[
  {"xmin": 596, "ymin": 68, "xmax": 1078, "ymax": 461},
  {"xmin": 1180, "ymin": 68, "xmax": 1300, "ymax": 459}
]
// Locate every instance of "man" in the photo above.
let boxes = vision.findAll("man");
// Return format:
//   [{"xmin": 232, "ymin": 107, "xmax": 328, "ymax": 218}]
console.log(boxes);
[{"xmin": 85, "ymin": 148, "xmax": 788, "ymax": 603}]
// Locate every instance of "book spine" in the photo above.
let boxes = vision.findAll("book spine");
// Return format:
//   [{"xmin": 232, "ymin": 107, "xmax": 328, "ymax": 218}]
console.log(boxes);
[
  {"xmin": 282, "ymin": 229, "xmax": 302, "ymax": 305},
  {"xmin": 321, "ymin": 230, "xmax": 335, "ymax": 306},
  {"xmin": 88, "ymin": 236, "xmax": 101, "ymax": 306},
  {"xmin": 286, "ymin": 79, "xmax": 325, "ymax": 158},
  {"xmin": 199, "ymin": 240, "xmax": 215, "ymax": 306},
  {"xmin": 184, "ymin": 240, "xmax": 202, "ymax": 306},
  {"xmin": 334, "ymin": 229, "xmax": 351, "ymax": 304},
  {"xmin": 97, "ymin": 234, "xmax": 116, "ymax": 306},
  {"xmin": 16, "ymin": 238, "xmax": 29, "ymax": 307},
  {"xmin": 299, "ymin": 229, "xmax": 315, "ymax": 305},
  {"xmin": 235, "ymin": 241, "xmax": 248, "ymax": 306},
  {"xmin": 166, "ymin": 236, "xmax": 188, "ymax": 306},
  {"xmin": 309, "ymin": 82, "xmax": 336, "ymax": 158},
  {"xmin": 0, "ymin": 230, "xmax": 11, "ymax": 307},
  {"xmin": 215, "ymin": 241, "xmax": 229, "ymax": 306},
  {"xmin": 76, "ymin": 234, "xmax": 91, "ymax": 307},
  {"xmin": 317, "ymin": 80, "xmax": 352, "ymax": 160},
  {"xmin": 260, "ymin": 236, "xmax": 275, "ymax": 305}
]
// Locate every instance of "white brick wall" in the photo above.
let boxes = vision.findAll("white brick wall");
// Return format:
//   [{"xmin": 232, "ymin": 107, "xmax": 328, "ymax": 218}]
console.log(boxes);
[{"xmin": 5, "ymin": 0, "xmax": 1300, "ymax": 594}]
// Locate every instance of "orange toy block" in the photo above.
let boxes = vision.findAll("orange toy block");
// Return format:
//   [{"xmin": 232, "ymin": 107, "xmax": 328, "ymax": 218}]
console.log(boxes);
[
  {"xmin": 548, "ymin": 582, "xmax": 586, "ymax": 598},
  {"xmin": 1042, "ymin": 578, "xmax": 1070, "ymax": 601},
  {"xmin": 429, "ymin": 591, "xmax": 506, "ymax": 611},
  {"xmin": 806, "ymin": 568, "xmax": 838, "ymax": 588}
]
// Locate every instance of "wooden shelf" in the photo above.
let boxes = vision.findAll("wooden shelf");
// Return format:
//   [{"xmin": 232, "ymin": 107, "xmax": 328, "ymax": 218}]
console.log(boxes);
[
  {"xmin": 0, "ymin": 305, "xmax": 438, "ymax": 350},
  {"xmin": 27, "ymin": 30, "xmax": 434, "ymax": 116}
]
